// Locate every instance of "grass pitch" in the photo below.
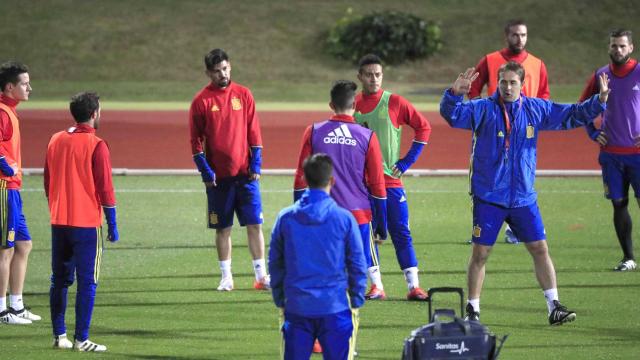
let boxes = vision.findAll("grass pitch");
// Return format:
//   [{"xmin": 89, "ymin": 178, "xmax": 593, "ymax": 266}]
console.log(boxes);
[{"xmin": 4, "ymin": 175, "xmax": 639, "ymax": 359}]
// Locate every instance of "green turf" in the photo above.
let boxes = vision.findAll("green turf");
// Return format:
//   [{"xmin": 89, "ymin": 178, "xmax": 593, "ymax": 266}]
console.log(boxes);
[
  {"xmin": 6, "ymin": 175, "xmax": 639, "ymax": 359},
  {"xmin": 3, "ymin": 1, "xmax": 638, "ymax": 103}
]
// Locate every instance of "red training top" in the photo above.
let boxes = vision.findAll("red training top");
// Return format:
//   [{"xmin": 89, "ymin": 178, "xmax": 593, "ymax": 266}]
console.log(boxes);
[
  {"xmin": 189, "ymin": 81, "xmax": 262, "ymax": 179},
  {"xmin": 355, "ymin": 90, "xmax": 431, "ymax": 188},
  {"xmin": 44, "ymin": 124, "xmax": 116, "ymax": 227},
  {"xmin": 294, "ymin": 114, "xmax": 386, "ymax": 224},
  {"xmin": 579, "ymin": 58, "xmax": 639, "ymax": 101},
  {"xmin": 0, "ymin": 94, "xmax": 22, "ymax": 189},
  {"xmin": 469, "ymin": 48, "xmax": 550, "ymax": 100}
]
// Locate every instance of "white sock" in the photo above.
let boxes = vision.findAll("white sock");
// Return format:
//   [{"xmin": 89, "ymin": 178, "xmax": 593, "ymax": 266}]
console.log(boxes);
[
  {"xmin": 368, "ymin": 266, "xmax": 383, "ymax": 289},
  {"xmin": 543, "ymin": 288, "xmax": 559, "ymax": 314},
  {"xmin": 219, "ymin": 260, "xmax": 232, "ymax": 279},
  {"xmin": 252, "ymin": 259, "xmax": 267, "ymax": 281},
  {"xmin": 468, "ymin": 298, "xmax": 480, "ymax": 313},
  {"xmin": 9, "ymin": 294, "xmax": 23, "ymax": 311},
  {"xmin": 403, "ymin": 267, "xmax": 420, "ymax": 290},
  {"xmin": 0, "ymin": 296, "xmax": 6, "ymax": 312}
]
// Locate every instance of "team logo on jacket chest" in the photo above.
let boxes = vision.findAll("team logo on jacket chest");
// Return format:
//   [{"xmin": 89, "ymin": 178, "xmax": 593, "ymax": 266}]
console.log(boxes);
[
  {"xmin": 324, "ymin": 124, "xmax": 357, "ymax": 146},
  {"xmin": 231, "ymin": 97, "xmax": 242, "ymax": 110}
]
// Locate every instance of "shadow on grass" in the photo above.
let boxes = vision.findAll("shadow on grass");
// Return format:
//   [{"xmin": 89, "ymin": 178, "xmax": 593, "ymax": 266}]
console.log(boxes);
[
  {"xmin": 31, "ymin": 243, "xmax": 248, "ymax": 253},
  {"xmin": 94, "ymin": 299, "xmax": 273, "ymax": 308}
]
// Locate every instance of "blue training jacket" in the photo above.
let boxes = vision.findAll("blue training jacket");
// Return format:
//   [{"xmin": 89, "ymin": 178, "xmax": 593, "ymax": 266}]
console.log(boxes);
[
  {"xmin": 269, "ymin": 189, "xmax": 367, "ymax": 316},
  {"xmin": 440, "ymin": 90, "xmax": 606, "ymax": 208}
]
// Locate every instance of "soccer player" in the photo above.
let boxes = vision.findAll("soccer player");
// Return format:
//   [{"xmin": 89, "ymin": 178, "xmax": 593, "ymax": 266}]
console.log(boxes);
[
  {"xmin": 293, "ymin": 80, "xmax": 387, "ymax": 298},
  {"xmin": 0, "ymin": 61, "xmax": 40, "ymax": 325},
  {"xmin": 440, "ymin": 62, "xmax": 609, "ymax": 325},
  {"xmin": 469, "ymin": 19, "xmax": 551, "ymax": 244},
  {"xmin": 580, "ymin": 29, "xmax": 639, "ymax": 271},
  {"xmin": 189, "ymin": 48, "xmax": 269, "ymax": 291},
  {"xmin": 45, "ymin": 92, "xmax": 119, "ymax": 351},
  {"xmin": 271, "ymin": 153, "xmax": 367, "ymax": 360},
  {"xmin": 354, "ymin": 54, "xmax": 431, "ymax": 300}
]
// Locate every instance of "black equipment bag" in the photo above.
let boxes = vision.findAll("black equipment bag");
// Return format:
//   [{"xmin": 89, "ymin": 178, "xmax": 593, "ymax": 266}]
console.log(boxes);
[{"xmin": 401, "ymin": 287, "xmax": 507, "ymax": 360}]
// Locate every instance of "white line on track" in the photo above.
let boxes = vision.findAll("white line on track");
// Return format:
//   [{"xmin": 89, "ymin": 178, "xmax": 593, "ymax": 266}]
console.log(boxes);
[{"xmin": 22, "ymin": 188, "xmax": 602, "ymax": 194}]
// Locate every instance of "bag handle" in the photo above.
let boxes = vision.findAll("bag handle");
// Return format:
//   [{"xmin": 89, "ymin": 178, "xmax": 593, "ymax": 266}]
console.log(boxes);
[
  {"xmin": 427, "ymin": 287, "xmax": 464, "ymax": 319},
  {"xmin": 432, "ymin": 309, "xmax": 471, "ymax": 336}
]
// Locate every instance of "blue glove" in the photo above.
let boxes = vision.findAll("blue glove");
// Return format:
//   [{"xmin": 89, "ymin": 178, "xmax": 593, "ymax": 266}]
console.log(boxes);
[
  {"xmin": 249, "ymin": 146, "xmax": 262, "ymax": 175},
  {"xmin": 371, "ymin": 197, "xmax": 387, "ymax": 240},
  {"xmin": 293, "ymin": 189, "xmax": 305, "ymax": 202},
  {"xmin": 193, "ymin": 152, "xmax": 215, "ymax": 183},
  {"xmin": 0, "ymin": 157, "xmax": 15, "ymax": 177},
  {"xmin": 589, "ymin": 129, "xmax": 603, "ymax": 142},
  {"xmin": 103, "ymin": 206, "xmax": 119, "ymax": 242},
  {"xmin": 394, "ymin": 141, "xmax": 425, "ymax": 174}
]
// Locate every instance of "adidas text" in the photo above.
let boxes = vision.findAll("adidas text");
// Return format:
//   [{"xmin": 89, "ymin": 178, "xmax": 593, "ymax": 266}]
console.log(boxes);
[{"xmin": 324, "ymin": 136, "xmax": 356, "ymax": 146}]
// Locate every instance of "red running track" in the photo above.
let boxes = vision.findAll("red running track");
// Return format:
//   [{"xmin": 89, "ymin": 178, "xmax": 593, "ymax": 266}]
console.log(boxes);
[{"xmin": 20, "ymin": 110, "xmax": 600, "ymax": 170}]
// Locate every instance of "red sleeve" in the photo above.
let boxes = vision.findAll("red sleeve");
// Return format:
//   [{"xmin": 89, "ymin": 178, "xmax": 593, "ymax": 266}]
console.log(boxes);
[
  {"xmin": 43, "ymin": 156, "xmax": 50, "ymax": 198},
  {"xmin": 468, "ymin": 56, "xmax": 489, "ymax": 99},
  {"xmin": 392, "ymin": 95, "xmax": 431, "ymax": 143},
  {"xmin": 189, "ymin": 98, "xmax": 206, "ymax": 155},
  {"xmin": 293, "ymin": 126, "xmax": 313, "ymax": 190},
  {"xmin": 537, "ymin": 61, "xmax": 550, "ymax": 99},
  {"xmin": 365, "ymin": 132, "xmax": 386, "ymax": 199},
  {"xmin": 245, "ymin": 90, "xmax": 262, "ymax": 147},
  {"xmin": 579, "ymin": 73, "xmax": 599, "ymax": 102},
  {"xmin": 92, "ymin": 141, "xmax": 116, "ymax": 206},
  {"xmin": 0, "ymin": 111, "xmax": 13, "ymax": 157}
]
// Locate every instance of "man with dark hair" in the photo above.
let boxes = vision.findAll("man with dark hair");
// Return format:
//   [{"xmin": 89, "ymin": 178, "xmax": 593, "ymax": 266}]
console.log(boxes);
[
  {"xmin": 190, "ymin": 48, "xmax": 269, "ymax": 291},
  {"xmin": 355, "ymin": 54, "xmax": 432, "ymax": 301},
  {"xmin": 0, "ymin": 61, "xmax": 40, "ymax": 325},
  {"xmin": 469, "ymin": 20, "xmax": 550, "ymax": 244},
  {"xmin": 45, "ymin": 91, "xmax": 118, "ymax": 351},
  {"xmin": 294, "ymin": 80, "xmax": 387, "ymax": 299},
  {"xmin": 271, "ymin": 153, "xmax": 367, "ymax": 360},
  {"xmin": 580, "ymin": 29, "xmax": 639, "ymax": 271},
  {"xmin": 441, "ymin": 62, "xmax": 609, "ymax": 325}
]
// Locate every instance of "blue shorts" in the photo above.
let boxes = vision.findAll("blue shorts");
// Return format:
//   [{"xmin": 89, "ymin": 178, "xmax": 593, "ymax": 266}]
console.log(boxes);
[
  {"xmin": 282, "ymin": 309, "xmax": 357, "ymax": 360},
  {"xmin": 472, "ymin": 197, "xmax": 545, "ymax": 246},
  {"xmin": 0, "ymin": 189, "xmax": 31, "ymax": 248},
  {"xmin": 599, "ymin": 152, "xmax": 640, "ymax": 200},
  {"xmin": 206, "ymin": 177, "xmax": 263, "ymax": 229}
]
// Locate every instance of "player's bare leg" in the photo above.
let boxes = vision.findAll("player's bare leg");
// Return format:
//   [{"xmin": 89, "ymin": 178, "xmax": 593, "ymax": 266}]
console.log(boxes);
[
  {"xmin": 246, "ymin": 224, "xmax": 264, "ymax": 260},
  {"xmin": 215, "ymin": 227, "xmax": 234, "ymax": 291},
  {"xmin": 525, "ymin": 240, "xmax": 556, "ymax": 291},
  {"xmin": 9, "ymin": 241, "xmax": 31, "ymax": 297},
  {"xmin": 465, "ymin": 244, "xmax": 492, "ymax": 320},
  {"xmin": 525, "ymin": 239, "xmax": 575, "ymax": 325},
  {"xmin": 247, "ymin": 224, "xmax": 269, "ymax": 289},
  {"xmin": 0, "ymin": 247, "xmax": 14, "ymax": 302}
]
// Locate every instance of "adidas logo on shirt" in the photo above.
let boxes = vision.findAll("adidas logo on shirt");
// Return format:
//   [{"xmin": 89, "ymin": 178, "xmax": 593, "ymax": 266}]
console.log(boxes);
[
  {"xmin": 324, "ymin": 124, "xmax": 357, "ymax": 146},
  {"xmin": 633, "ymin": 83, "xmax": 640, "ymax": 91}
]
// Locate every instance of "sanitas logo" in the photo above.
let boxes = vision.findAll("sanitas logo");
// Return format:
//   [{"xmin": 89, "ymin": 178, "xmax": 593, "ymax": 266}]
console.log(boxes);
[
  {"xmin": 324, "ymin": 124, "xmax": 357, "ymax": 146},
  {"xmin": 435, "ymin": 341, "xmax": 470, "ymax": 355}
]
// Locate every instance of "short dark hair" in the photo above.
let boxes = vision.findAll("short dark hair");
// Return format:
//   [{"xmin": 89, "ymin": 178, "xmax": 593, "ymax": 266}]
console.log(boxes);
[
  {"xmin": 205, "ymin": 48, "xmax": 229, "ymax": 71},
  {"xmin": 70, "ymin": 92, "xmax": 100, "ymax": 123},
  {"xmin": 610, "ymin": 29, "xmax": 633, "ymax": 44},
  {"xmin": 0, "ymin": 61, "xmax": 29, "ymax": 92},
  {"xmin": 504, "ymin": 19, "xmax": 526, "ymax": 35},
  {"xmin": 303, "ymin": 153, "xmax": 333, "ymax": 188},
  {"xmin": 330, "ymin": 80, "xmax": 357, "ymax": 112},
  {"xmin": 358, "ymin": 53, "xmax": 382, "ymax": 73},
  {"xmin": 497, "ymin": 61, "xmax": 526, "ymax": 83}
]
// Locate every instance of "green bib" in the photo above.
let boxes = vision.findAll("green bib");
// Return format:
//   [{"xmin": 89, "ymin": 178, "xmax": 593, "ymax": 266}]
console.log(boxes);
[{"xmin": 355, "ymin": 91, "xmax": 401, "ymax": 177}]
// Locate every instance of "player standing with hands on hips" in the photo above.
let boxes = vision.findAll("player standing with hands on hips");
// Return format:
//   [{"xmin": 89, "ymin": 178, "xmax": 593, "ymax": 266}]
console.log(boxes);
[
  {"xmin": 440, "ymin": 62, "xmax": 609, "ymax": 325},
  {"xmin": 580, "ymin": 29, "xmax": 640, "ymax": 272}
]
